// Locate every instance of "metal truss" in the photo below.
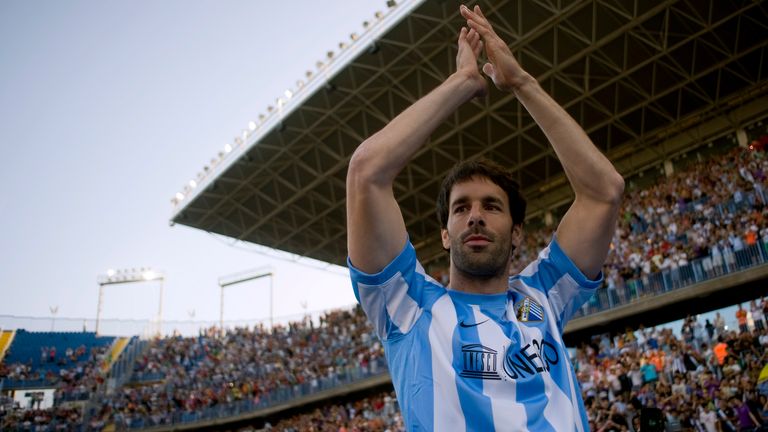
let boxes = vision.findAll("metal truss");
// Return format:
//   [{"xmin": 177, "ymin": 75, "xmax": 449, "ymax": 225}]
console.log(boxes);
[{"xmin": 174, "ymin": 0, "xmax": 768, "ymax": 269}]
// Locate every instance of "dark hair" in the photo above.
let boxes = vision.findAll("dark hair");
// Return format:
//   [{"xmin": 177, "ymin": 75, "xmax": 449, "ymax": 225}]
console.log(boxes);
[{"xmin": 436, "ymin": 159, "xmax": 526, "ymax": 228}]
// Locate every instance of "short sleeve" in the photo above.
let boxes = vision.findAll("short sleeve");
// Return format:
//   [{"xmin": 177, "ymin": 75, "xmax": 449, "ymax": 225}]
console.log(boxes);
[
  {"xmin": 348, "ymin": 240, "xmax": 445, "ymax": 341},
  {"xmin": 515, "ymin": 235, "xmax": 603, "ymax": 328}
]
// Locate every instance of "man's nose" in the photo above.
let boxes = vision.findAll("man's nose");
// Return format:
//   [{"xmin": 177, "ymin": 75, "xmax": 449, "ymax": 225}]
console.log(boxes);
[{"xmin": 467, "ymin": 205, "xmax": 485, "ymax": 227}]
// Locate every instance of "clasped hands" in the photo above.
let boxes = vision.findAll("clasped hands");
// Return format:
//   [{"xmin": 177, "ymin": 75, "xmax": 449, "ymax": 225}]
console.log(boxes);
[{"xmin": 456, "ymin": 4, "xmax": 530, "ymax": 95}]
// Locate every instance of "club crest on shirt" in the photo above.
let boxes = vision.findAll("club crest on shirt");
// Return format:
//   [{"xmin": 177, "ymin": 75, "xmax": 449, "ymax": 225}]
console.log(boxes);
[{"xmin": 515, "ymin": 296, "xmax": 545, "ymax": 322}]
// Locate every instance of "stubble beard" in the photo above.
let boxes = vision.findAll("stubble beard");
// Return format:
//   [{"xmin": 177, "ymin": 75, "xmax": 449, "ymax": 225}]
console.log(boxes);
[{"xmin": 450, "ymin": 230, "xmax": 512, "ymax": 280}]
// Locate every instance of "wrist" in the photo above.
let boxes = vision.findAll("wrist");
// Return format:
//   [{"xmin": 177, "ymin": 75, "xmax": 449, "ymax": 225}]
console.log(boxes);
[
  {"xmin": 448, "ymin": 69, "xmax": 486, "ymax": 99},
  {"xmin": 509, "ymin": 73, "xmax": 537, "ymax": 94}
]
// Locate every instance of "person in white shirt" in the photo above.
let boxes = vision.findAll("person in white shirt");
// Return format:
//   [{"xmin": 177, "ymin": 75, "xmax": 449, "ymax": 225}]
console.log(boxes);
[
  {"xmin": 714, "ymin": 312, "xmax": 726, "ymax": 337},
  {"xmin": 698, "ymin": 403, "xmax": 719, "ymax": 432},
  {"xmin": 750, "ymin": 299, "xmax": 765, "ymax": 331}
]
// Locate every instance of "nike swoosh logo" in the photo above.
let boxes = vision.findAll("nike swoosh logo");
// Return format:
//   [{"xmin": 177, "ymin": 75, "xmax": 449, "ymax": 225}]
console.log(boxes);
[{"xmin": 459, "ymin": 319, "xmax": 489, "ymax": 328}]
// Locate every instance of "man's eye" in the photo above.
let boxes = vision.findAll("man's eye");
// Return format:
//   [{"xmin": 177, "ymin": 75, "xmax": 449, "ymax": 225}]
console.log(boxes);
[{"xmin": 454, "ymin": 206, "xmax": 467, "ymax": 213}]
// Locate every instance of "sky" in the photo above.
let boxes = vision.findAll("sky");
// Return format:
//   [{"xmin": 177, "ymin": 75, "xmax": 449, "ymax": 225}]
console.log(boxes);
[{"xmin": 0, "ymin": 0, "xmax": 387, "ymax": 334}]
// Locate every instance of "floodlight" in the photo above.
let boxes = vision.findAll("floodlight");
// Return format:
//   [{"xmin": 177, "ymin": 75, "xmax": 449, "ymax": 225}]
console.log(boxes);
[
  {"xmin": 175, "ymin": 192, "xmax": 185, "ymax": 200},
  {"xmin": 219, "ymin": 267, "xmax": 275, "ymax": 329},
  {"xmin": 189, "ymin": 180, "xmax": 197, "ymax": 188},
  {"xmin": 284, "ymin": 89, "xmax": 293, "ymax": 99},
  {"xmin": 96, "ymin": 267, "xmax": 165, "ymax": 336},
  {"xmin": 248, "ymin": 121, "xmax": 257, "ymax": 131},
  {"xmin": 224, "ymin": 144, "xmax": 232, "ymax": 153}
]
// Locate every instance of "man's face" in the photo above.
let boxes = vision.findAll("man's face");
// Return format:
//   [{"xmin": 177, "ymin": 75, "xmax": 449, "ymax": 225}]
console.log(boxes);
[{"xmin": 441, "ymin": 176, "xmax": 520, "ymax": 279}]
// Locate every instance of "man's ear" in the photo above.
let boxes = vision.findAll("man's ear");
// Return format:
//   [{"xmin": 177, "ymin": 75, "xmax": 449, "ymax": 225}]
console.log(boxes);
[
  {"xmin": 511, "ymin": 224, "xmax": 523, "ymax": 249},
  {"xmin": 441, "ymin": 228, "xmax": 450, "ymax": 250}
]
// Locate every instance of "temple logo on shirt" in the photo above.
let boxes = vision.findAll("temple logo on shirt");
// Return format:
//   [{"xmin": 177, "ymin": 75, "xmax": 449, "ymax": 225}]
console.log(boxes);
[
  {"xmin": 515, "ymin": 296, "xmax": 545, "ymax": 322},
  {"xmin": 459, "ymin": 344, "xmax": 501, "ymax": 380}
]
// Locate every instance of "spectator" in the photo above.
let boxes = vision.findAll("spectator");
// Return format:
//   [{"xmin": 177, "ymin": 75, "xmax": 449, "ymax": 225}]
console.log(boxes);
[
  {"xmin": 736, "ymin": 304, "xmax": 749, "ymax": 333},
  {"xmin": 751, "ymin": 299, "xmax": 765, "ymax": 331}
]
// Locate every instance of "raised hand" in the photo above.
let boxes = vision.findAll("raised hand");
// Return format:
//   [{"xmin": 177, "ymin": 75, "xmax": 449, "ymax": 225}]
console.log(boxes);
[
  {"xmin": 456, "ymin": 26, "xmax": 488, "ymax": 98},
  {"xmin": 460, "ymin": 4, "xmax": 529, "ymax": 92}
]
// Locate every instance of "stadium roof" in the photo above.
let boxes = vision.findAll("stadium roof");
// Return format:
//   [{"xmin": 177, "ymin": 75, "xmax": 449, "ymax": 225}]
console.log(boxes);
[{"xmin": 171, "ymin": 0, "xmax": 768, "ymax": 268}]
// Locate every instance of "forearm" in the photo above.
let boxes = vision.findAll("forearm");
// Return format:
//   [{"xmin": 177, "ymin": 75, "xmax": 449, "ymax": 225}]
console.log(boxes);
[
  {"xmin": 348, "ymin": 72, "xmax": 478, "ymax": 186},
  {"xmin": 346, "ymin": 70, "xmax": 481, "ymax": 272},
  {"xmin": 512, "ymin": 74, "xmax": 624, "ymax": 203}
]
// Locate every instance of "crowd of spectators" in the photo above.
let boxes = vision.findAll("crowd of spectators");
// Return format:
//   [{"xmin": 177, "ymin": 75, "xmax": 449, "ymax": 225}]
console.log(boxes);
[
  {"xmin": 575, "ymin": 313, "xmax": 768, "ymax": 431},
  {"xmin": 87, "ymin": 308, "xmax": 384, "ymax": 429},
  {"xmin": 499, "ymin": 143, "xmax": 768, "ymax": 314},
  {"xmin": 257, "ymin": 312, "xmax": 768, "ymax": 432},
  {"xmin": 263, "ymin": 391, "xmax": 403, "ymax": 432},
  {"xmin": 0, "ymin": 343, "xmax": 112, "ymax": 430},
  {"xmin": 83, "ymin": 298, "xmax": 768, "ymax": 431},
  {"xmin": 2, "ymin": 305, "xmax": 767, "ymax": 431},
  {"xmin": 0, "ymin": 344, "xmax": 110, "ymax": 400},
  {"xmin": 0, "ymin": 404, "xmax": 83, "ymax": 432}
]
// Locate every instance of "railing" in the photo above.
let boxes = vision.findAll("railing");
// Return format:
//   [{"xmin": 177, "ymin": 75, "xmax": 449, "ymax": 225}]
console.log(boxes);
[
  {"xmin": 57, "ymin": 390, "xmax": 91, "ymax": 403},
  {"xmin": 112, "ymin": 357, "xmax": 389, "ymax": 431},
  {"xmin": 0, "ymin": 377, "xmax": 57, "ymax": 390},
  {"xmin": 108, "ymin": 337, "xmax": 146, "ymax": 390},
  {"xmin": 571, "ymin": 185, "xmax": 768, "ymax": 317},
  {"xmin": 574, "ymin": 240, "xmax": 768, "ymax": 318},
  {"xmin": 126, "ymin": 371, "xmax": 165, "ymax": 384}
]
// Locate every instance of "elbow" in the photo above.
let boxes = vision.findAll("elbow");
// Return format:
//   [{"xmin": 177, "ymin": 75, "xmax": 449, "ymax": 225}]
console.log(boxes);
[
  {"xmin": 606, "ymin": 172, "xmax": 625, "ymax": 206},
  {"xmin": 347, "ymin": 139, "xmax": 391, "ymax": 188},
  {"xmin": 347, "ymin": 145, "xmax": 375, "ymax": 188}
]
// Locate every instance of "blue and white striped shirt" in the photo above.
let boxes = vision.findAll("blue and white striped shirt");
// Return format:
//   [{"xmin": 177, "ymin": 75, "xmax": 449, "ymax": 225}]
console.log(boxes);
[{"xmin": 348, "ymin": 237, "xmax": 601, "ymax": 431}]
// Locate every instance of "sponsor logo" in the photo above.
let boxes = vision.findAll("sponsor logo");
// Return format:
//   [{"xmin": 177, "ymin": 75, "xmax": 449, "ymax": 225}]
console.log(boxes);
[
  {"xmin": 459, "ymin": 319, "xmax": 489, "ymax": 328},
  {"xmin": 502, "ymin": 339, "xmax": 560, "ymax": 380},
  {"xmin": 460, "ymin": 338, "xmax": 560, "ymax": 381},
  {"xmin": 515, "ymin": 296, "xmax": 545, "ymax": 322},
  {"xmin": 459, "ymin": 344, "xmax": 501, "ymax": 380}
]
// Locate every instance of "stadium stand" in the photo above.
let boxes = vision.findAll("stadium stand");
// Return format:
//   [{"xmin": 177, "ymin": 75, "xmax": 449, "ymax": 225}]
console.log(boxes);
[
  {"xmin": 161, "ymin": 0, "xmax": 767, "ymax": 427},
  {"xmin": 1, "ymin": 304, "xmax": 766, "ymax": 430},
  {"xmin": 264, "ymin": 390, "xmax": 403, "ymax": 431},
  {"xmin": 89, "ymin": 308, "xmax": 385, "ymax": 430},
  {"xmin": 103, "ymin": 338, "xmax": 130, "ymax": 374},
  {"xmin": 259, "ymin": 316, "xmax": 768, "ymax": 432},
  {"xmin": 503, "ymin": 143, "xmax": 768, "ymax": 318},
  {"xmin": 1, "ymin": 331, "xmax": 115, "ymax": 388},
  {"xmin": 4, "ymin": 134, "xmax": 768, "ymax": 430}
]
